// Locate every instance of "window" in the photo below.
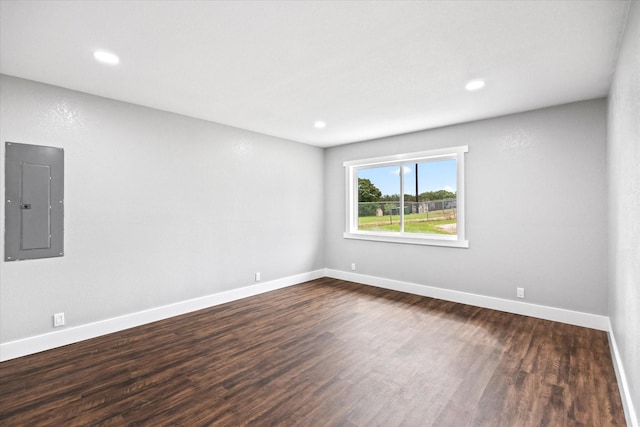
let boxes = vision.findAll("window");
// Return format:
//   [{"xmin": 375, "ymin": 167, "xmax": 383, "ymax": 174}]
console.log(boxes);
[{"xmin": 343, "ymin": 146, "xmax": 468, "ymax": 248}]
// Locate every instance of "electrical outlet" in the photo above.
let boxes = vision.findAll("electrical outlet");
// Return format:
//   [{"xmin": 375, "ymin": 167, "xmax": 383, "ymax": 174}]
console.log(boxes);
[
  {"xmin": 255, "ymin": 272, "xmax": 261, "ymax": 282},
  {"xmin": 351, "ymin": 263, "xmax": 356, "ymax": 271},
  {"xmin": 53, "ymin": 312, "xmax": 65, "ymax": 327},
  {"xmin": 516, "ymin": 287, "xmax": 525, "ymax": 299}
]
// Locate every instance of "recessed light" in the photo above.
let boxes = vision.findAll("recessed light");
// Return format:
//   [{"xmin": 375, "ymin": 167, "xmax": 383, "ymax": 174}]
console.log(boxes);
[
  {"xmin": 465, "ymin": 79, "xmax": 485, "ymax": 91},
  {"xmin": 93, "ymin": 50, "xmax": 120, "ymax": 65},
  {"xmin": 313, "ymin": 121, "xmax": 326, "ymax": 129}
]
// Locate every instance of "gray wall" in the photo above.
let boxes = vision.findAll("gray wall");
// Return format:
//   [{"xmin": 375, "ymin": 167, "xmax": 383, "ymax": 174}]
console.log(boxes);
[
  {"xmin": 0, "ymin": 75, "xmax": 324, "ymax": 342},
  {"xmin": 608, "ymin": 0, "xmax": 640, "ymax": 418},
  {"xmin": 324, "ymin": 99, "xmax": 608, "ymax": 315}
]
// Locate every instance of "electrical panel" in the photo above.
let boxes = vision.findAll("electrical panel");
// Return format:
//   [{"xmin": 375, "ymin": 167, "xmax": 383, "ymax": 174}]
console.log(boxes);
[{"xmin": 5, "ymin": 142, "xmax": 64, "ymax": 261}]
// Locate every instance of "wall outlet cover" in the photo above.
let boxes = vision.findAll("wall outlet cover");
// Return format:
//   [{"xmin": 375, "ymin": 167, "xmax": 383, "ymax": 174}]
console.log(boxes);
[{"xmin": 53, "ymin": 312, "xmax": 65, "ymax": 327}]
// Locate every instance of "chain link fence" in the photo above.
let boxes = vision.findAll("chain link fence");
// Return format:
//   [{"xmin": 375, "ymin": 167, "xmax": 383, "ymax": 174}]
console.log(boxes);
[{"xmin": 358, "ymin": 198, "xmax": 457, "ymax": 219}]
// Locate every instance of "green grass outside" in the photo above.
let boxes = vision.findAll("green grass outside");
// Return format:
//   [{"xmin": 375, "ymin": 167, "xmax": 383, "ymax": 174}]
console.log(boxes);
[{"xmin": 358, "ymin": 212, "xmax": 457, "ymax": 235}]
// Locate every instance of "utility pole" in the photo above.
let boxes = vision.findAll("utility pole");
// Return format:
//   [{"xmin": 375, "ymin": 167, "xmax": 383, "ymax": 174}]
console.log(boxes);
[{"xmin": 415, "ymin": 163, "xmax": 419, "ymax": 211}]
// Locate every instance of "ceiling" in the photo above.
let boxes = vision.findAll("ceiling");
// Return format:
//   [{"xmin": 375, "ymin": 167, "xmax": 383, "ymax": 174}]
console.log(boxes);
[{"xmin": 0, "ymin": 1, "xmax": 630, "ymax": 147}]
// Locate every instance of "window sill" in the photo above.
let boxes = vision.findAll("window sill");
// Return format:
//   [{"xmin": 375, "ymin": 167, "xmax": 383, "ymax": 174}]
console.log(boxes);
[{"xmin": 343, "ymin": 231, "xmax": 469, "ymax": 248}]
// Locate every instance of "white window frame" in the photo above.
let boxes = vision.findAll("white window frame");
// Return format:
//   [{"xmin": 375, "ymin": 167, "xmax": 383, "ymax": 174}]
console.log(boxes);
[{"xmin": 343, "ymin": 145, "xmax": 469, "ymax": 248}]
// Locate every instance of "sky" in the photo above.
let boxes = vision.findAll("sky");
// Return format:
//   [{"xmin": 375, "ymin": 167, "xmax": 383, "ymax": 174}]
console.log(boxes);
[{"xmin": 358, "ymin": 159, "xmax": 456, "ymax": 197}]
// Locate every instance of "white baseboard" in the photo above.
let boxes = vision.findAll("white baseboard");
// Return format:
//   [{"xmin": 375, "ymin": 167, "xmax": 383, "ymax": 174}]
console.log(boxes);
[
  {"xmin": 608, "ymin": 320, "xmax": 639, "ymax": 427},
  {"xmin": 0, "ymin": 269, "xmax": 325, "ymax": 362},
  {"xmin": 323, "ymin": 269, "xmax": 609, "ymax": 331}
]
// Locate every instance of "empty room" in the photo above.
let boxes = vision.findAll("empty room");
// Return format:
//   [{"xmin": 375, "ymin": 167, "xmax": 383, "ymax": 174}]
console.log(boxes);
[{"xmin": 0, "ymin": 1, "xmax": 638, "ymax": 426}]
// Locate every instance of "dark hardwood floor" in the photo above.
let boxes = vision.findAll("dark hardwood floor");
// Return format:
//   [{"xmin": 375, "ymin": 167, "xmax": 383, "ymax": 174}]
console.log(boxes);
[{"xmin": 0, "ymin": 278, "xmax": 626, "ymax": 426}]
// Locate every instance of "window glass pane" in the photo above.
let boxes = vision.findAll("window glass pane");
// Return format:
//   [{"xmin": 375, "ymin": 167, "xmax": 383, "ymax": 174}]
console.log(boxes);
[
  {"xmin": 357, "ymin": 165, "xmax": 401, "ymax": 233},
  {"xmin": 404, "ymin": 159, "xmax": 457, "ymax": 235}
]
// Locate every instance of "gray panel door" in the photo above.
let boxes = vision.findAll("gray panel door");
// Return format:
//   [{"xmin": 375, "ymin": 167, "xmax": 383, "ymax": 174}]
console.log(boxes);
[
  {"xmin": 21, "ymin": 163, "xmax": 52, "ymax": 250},
  {"xmin": 5, "ymin": 142, "xmax": 64, "ymax": 261}
]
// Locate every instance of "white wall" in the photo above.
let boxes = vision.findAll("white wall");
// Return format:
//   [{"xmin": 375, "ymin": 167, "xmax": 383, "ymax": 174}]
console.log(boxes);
[
  {"xmin": 325, "ymin": 99, "xmax": 608, "ymax": 315},
  {"xmin": 0, "ymin": 75, "xmax": 324, "ymax": 343},
  {"xmin": 0, "ymin": 77, "xmax": 613, "ymax": 352},
  {"xmin": 608, "ymin": 0, "xmax": 640, "ymax": 422}
]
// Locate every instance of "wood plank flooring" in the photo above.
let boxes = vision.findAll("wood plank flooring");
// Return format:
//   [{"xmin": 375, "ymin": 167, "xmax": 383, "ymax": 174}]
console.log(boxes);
[{"xmin": 0, "ymin": 278, "xmax": 626, "ymax": 426}]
